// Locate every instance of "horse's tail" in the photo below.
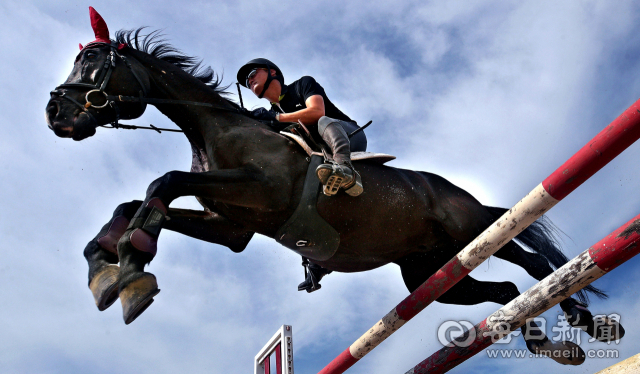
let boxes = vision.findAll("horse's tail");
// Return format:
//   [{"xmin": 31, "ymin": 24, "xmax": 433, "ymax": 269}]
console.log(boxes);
[{"xmin": 484, "ymin": 206, "xmax": 608, "ymax": 305}]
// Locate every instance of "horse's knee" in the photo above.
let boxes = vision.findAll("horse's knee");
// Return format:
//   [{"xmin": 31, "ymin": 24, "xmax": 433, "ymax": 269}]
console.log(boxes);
[
  {"xmin": 146, "ymin": 174, "xmax": 168, "ymax": 196},
  {"xmin": 146, "ymin": 171, "xmax": 179, "ymax": 199},
  {"xmin": 492, "ymin": 281, "xmax": 520, "ymax": 305},
  {"xmin": 113, "ymin": 200, "xmax": 143, "ymax": 218}
]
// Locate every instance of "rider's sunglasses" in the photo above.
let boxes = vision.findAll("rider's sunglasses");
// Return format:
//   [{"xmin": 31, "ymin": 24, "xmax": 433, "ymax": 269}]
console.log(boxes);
[{"xmin": 246, "ymin": 68, "xmax": 265, "ymax": 87}]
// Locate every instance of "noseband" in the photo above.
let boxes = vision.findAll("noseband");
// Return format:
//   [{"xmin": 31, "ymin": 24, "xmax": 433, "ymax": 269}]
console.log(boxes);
[{"xmin": 52, "ymin": 42, "xmax": 243, "ymax": 133}]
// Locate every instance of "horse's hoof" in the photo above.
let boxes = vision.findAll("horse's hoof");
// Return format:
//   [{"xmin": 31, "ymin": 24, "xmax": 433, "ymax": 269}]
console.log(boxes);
[
  {"xmin": 120, "ymin": 273, "xmax": 160, "ymax": 325},
  {"xmin": 527, "ymin": 339, "xmax": 585, "ymax": 365},
  {"xmin": 89, "ymin": 265, "xmax": 120, "ymax": 311},
  {"xmin": 564, "ymin": 302, "xmax": 625, "ymax": 342},
  {"xmin": 589, "ymin": 315, "xmax": 625, "ymax": 342}
]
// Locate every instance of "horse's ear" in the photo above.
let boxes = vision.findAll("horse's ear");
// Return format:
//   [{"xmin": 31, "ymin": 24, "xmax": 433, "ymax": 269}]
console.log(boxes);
[
  {"xmin": 79, "ymin": 43, "xmax": 83, "ymax": 50},
  {"xmin": 89, "ymin": 6, "xmax": 110, "ymax": 43}
]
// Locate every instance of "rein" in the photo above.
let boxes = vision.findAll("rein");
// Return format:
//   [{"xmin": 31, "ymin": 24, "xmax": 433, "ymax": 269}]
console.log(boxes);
[{"xmin": 52, "ymin": 42, "xmax": 243, "ymax": 134}]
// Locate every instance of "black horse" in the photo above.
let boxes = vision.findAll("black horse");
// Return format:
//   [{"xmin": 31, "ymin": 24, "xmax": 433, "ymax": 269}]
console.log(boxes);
[{"xmin": 45, "ymin": 9, "xmax": 619, "ymax": 365}]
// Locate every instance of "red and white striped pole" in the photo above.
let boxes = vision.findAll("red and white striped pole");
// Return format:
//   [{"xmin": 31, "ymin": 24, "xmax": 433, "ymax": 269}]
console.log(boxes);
[
  {"xmin": 406, "ymin": 213, "xmax": 640, "ymax": 374},
  {"xmin": 317, "ymin": 100, "xmax": 640, "ymax": 374}
]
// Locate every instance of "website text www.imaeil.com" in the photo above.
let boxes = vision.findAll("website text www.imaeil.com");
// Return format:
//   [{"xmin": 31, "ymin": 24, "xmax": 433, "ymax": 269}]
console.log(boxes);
[{"xmin": 485, "ymin": 347, "xmax": 619, "ymax": 359}]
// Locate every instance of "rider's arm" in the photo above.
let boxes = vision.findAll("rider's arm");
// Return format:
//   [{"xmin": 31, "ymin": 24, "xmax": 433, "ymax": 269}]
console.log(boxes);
[{"xmin": 277, "ymin": 95, "xmax": 325, "ymax": 125}]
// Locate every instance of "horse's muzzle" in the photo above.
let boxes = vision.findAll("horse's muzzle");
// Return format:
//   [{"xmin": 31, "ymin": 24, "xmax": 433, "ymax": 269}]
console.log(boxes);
[{"xmin": 45, "ymin": 98, "xmax": 97, "ymax": 140}]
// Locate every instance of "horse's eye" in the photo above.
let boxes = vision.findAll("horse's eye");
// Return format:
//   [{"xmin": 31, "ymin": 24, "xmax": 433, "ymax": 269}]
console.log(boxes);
[{"xmin": 86, "ymin": 52, "xmax": 96, "ymax": 60}]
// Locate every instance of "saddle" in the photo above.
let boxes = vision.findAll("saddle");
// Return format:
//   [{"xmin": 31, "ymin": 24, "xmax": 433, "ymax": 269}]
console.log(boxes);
[
  {"xmin": 279, "ymin": 129, "xmax": 396, "ymax": 164},
  {"xmin": 274, "ymin": 126, "xmax": 395, "ymax": 262}
]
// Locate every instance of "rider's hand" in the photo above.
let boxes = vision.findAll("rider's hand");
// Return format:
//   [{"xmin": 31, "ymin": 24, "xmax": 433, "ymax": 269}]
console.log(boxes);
[{"xmin": 250, "ymin": 107, "xmax": 279, "ymax": 122}]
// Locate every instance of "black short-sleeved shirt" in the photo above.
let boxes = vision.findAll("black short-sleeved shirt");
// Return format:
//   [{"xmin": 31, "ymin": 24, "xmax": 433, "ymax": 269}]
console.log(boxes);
[{"xmin": 270, "ymin": 76, "xmax": 355, "ymax": 124}]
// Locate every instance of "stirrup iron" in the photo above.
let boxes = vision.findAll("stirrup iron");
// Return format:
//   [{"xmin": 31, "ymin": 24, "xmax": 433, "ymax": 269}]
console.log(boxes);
[
  {"xmin": 298, "ymin": 258, "xmax": 332, "ymax": 293},
  {"xmin": 316, "ymin": 162, "xmax": 360, "ymax": 196}
]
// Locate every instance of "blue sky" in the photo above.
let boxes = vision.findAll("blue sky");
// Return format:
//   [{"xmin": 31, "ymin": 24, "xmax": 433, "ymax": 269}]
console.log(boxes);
[{"xmin": 1, "ymin": 1, "xmax": 639, "ymax": 373}]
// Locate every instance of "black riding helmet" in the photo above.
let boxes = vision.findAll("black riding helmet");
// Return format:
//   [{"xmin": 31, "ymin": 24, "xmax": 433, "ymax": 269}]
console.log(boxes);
[{"xmin": 237, "ymin": 58, "xmax": 284, "ymax": 99}]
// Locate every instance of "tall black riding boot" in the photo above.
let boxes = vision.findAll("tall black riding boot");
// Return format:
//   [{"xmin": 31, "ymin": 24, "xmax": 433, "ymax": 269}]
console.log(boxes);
[
  {"xmin": 298, "ymin": 257, "xmax": 333, "ymax": 293},
  {"xmin": 315, "ymin": 122, "xmax": 363, "ymax": 196}
]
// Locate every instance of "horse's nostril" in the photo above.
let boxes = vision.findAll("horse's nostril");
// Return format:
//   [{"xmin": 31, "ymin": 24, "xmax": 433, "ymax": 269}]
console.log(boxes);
[{"xmin": 46, "ymin": 101, "xmax": 59, "ymax": 122}]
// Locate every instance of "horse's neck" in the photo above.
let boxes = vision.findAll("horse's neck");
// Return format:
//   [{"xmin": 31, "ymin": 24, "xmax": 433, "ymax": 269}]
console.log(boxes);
[
  {"xmin": 130, "ymin": 51, "xmax": 275, "ymax": 173},
  {"xmin": 132, "ymin": 51, "xmax": 234, "ymax": 144}
]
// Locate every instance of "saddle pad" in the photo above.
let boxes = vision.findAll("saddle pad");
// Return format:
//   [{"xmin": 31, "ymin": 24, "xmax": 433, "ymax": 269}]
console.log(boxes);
[
  {"xmin": 351, "ymin": 151, "xmax": 396, "ymax": 164},
  {"xmin": 280, "ymin": 131, "xmax": 396, "ymax": 164}
]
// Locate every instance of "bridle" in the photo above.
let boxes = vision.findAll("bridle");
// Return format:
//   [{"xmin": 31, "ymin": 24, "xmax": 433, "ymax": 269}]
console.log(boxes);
[
  {"xmin": 52, "ymin": 42, "xmax": 150, "ymax": 130},
  {"xmin": 52, "ymin": 42, "xmax": 244, "ymax": 134}
]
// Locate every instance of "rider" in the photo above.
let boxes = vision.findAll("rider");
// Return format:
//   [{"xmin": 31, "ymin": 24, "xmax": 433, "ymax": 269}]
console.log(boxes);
[
  {"xmin": 237, "ymin": 58, "xmax": 367, "ymax": 292},
  {"xmin": 237, "ymin": 58, "xmax": 366, "ymax": 197}
]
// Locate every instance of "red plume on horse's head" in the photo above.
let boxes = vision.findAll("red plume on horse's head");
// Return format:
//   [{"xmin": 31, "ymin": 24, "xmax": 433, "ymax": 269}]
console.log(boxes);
[
  {"xmin": 79, "ymin": 7, "xmax": 112, "ymax": 50},
  {"xmin": 89, "ymin": 7, "xmax": 110, "ymax": 43}
]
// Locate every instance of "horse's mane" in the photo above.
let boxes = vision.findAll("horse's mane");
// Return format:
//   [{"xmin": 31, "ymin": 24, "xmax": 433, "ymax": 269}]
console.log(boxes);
[{"xmin": 114, "ymin": 28, "xmax": 233, "ymax": 99}]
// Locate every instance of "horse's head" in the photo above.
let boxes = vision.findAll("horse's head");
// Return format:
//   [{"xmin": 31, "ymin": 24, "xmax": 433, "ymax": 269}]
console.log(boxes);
[{"xmin": 46, "ymin": 7, "xmax": 150, "ymax": 140}]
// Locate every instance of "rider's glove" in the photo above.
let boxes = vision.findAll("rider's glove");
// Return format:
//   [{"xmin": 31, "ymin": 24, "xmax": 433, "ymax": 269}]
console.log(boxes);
[{"xmin": 249, "ymin": 107, "xmax": 279, "ymax": 122}]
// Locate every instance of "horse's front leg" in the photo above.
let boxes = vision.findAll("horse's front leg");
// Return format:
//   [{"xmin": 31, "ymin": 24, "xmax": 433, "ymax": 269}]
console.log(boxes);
[
  {"xmin": 164, "ymin": 208, "xmax": 254, "ymax": 253},
  {"xmin": 117, "ymin": 167, "xmax": 273, "ymax": 324},
  {"xmin": 84, "ymin": 200, "xmax": 142, "ymax": 311},
  {"xmin": 85, "ymin": 203, "xmax": 254, "ymax": 313}
]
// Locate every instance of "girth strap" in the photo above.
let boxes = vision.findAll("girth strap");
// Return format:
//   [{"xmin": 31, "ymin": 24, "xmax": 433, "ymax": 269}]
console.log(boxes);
[{"xmin": 275, "ymin": 155, "xmax": 340, "ymax": 261}]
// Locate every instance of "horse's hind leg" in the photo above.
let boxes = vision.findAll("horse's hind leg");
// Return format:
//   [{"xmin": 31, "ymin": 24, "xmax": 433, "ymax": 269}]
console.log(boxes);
[
  {"xmin": 434, "ymin": 183, "xmax": 618, "ymax": 345},
  {"xmin": 438, "ymin": 273, "xmax": 584, "ymax": 364},
  {"xmin": 405, "ymin": 260, "xmax": 584, "ymax": 365},
  {"xmin": 84, "ymin": 200, "xmax": 142, "ymax": 311},
  {"xmin": 433, "ymin": 271, "xmax": 571, "ymax": 360},
  {"xmin": 495, "ymin": 241, "xmax": 624, "ymax": 342},
  {"xmin": 493, "ymin": 241, "xmax": 555, "ymax": 280}
]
